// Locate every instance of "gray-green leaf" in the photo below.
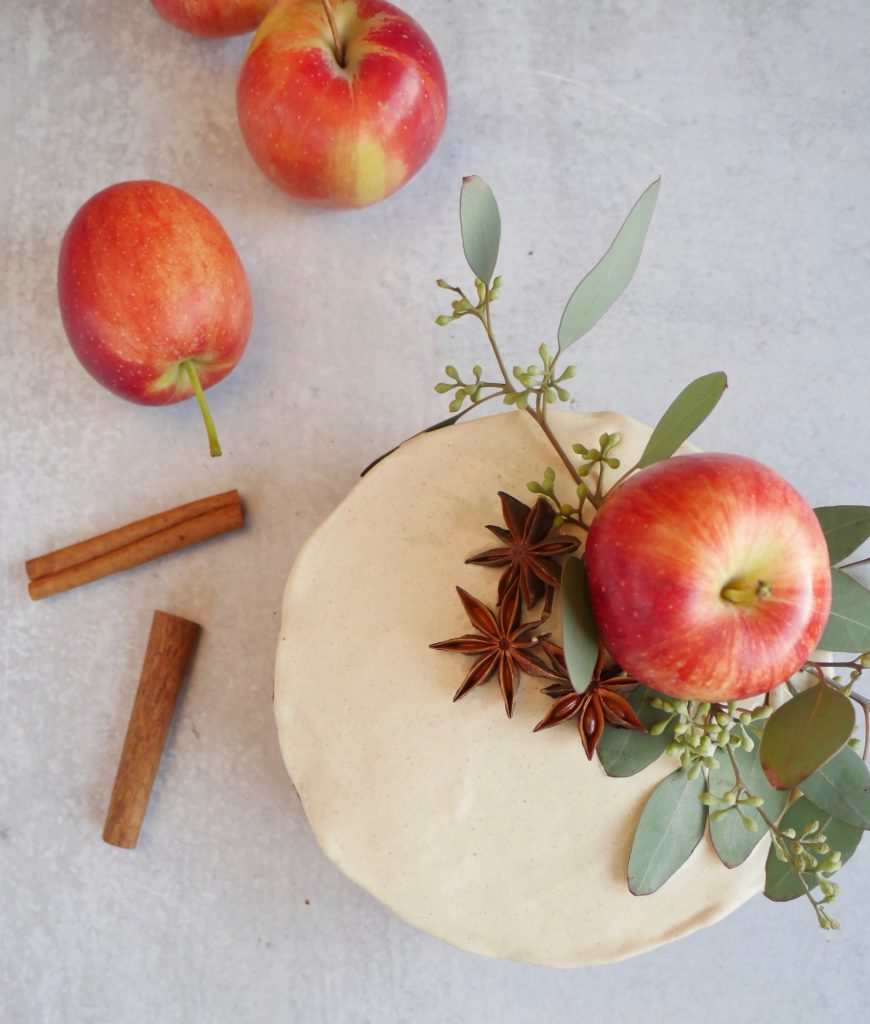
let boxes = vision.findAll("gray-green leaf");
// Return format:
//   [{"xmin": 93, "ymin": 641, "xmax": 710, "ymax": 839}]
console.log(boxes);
[
  {"xmin": 596, "ymin": 686, "xmax": 671, "ymax": 777},
  {"xmin": 819, "ymin": 568, "xmax": 870, "ymax": 652},
  {"xmin": 635, "ymin": 372, "xmax": 728, "ymax": 470},
  {"xmin": 708, "ymin": 746, "xmax": 788, "ymax": 868},
  {"xmin": 800, "ymin": 745, "xmax": 870, "ymax": 830},
  {"xmin": 560, "ymin": 557, "xmax": 598, "ymax": 694},
  {"xmin": 814, "ymin": 505, "xmax": 870, "ymax": 566},
  {"xmin": 557, "ymin": 179, "xmax": 660, "ymax": 351},
  {"xmin": 764, "ymin": 797, "xmax": 862, "ymax": 901},
  {"xmin": 459, "ymin": 176, "xmax": 500, "ymax": 285},
  {"xmin": 760, "ymin": 683, "xmax": 854, "ymax": 790},
  {"xmin": 628, "ymin": 768, "xmax": 707, "ymax": 896}
]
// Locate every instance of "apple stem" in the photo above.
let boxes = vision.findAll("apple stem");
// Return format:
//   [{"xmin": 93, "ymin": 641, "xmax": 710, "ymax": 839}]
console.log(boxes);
[
  {"xmin": 721, "ymin": 580, "xmax": 771, "ymax": 605},
  {"xmin": 182, "ymin": 361, "xmax": 222, "ymax": 458},
  {"xmin": 320, "ymin": 0, "xmax": 346, "ymax": 67}
]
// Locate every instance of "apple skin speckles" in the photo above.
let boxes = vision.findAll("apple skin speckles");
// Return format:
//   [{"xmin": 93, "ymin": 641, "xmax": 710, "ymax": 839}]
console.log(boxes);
[
  {"xmin": 236, "ymin": 0, "xmax": 447, "ymax": 209},
  {"xmin": 58, "ymin": 180, "xmax": 251, "ymax": 406},
  {"xmin": 583, "ymin": 452, "xmax": 832, "ymax": 701}
]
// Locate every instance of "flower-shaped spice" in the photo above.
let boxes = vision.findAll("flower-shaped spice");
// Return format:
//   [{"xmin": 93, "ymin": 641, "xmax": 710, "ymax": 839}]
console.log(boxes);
[
  {"xmin": 534, "ymin": 660, "xmax": 644, "ymax": 759},
  {"xmin": 430, "ymin": 584, "xmax": 562, "ymax": 717},
  {"xmin": 466, "ymin": 491, "xmax": 580, "ymax": 611}
]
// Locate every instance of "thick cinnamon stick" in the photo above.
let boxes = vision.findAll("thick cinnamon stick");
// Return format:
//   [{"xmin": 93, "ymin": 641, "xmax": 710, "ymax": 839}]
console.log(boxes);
[
  {"xmin": 26, "ymin": 489, "xmax": 240, "ymax": 581},
  {"xmin": 27, "ymin": 499, "xmax": 244, "ymax": 601},
  {"xmin": 103, "ymin": 611, "xmax": 201, "ymax": 849}
]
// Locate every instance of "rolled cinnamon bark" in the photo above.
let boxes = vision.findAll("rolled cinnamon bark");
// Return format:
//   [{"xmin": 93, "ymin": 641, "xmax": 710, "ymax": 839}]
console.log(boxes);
[
  {"xmin": 102, "ymin": 611, "xmax": 201, "ymax": 849},
  {"xmin": 27, "ymin": 499, "xmax": 243, "ymax": 601},
  {"xmin": 25, "ymin": 489, "xmax": 241, "ymax": 581}
]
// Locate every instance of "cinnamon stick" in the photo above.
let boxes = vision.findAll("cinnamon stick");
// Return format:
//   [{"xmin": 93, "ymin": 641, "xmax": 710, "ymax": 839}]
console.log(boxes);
[
  {"xmin": 103, "ymin": 610, "xmax": 201, "ymax": 849},
  {"xmin": 26, "ymin": 489, "xmax": 240, "ymax": 581},
  {"xmin": 27, "ymin": 494, "xmax": 244, "ymax": 601}
]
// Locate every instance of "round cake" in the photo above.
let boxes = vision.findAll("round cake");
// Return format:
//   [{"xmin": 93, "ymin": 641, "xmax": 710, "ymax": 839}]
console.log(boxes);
[{"xmin": 274, "ymin": 409, "xmax": 767, "ymax": 967}]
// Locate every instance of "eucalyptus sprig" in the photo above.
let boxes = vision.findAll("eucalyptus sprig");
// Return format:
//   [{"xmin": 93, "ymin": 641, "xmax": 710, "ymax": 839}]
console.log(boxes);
[{"xmin": 432, "ymin": 175, "xmax": 663, "ymax": 494}]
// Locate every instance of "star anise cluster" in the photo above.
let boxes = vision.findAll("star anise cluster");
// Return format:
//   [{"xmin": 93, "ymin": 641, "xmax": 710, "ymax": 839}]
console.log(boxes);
[{"xmin": 432, "ymin": 491, "xmax": 646, "ymax": 757}]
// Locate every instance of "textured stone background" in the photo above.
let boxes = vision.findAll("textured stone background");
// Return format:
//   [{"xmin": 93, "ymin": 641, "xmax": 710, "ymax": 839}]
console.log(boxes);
[{"xmin": 1, "ymin": 1, "xmax": 868, "ymax": 1021}]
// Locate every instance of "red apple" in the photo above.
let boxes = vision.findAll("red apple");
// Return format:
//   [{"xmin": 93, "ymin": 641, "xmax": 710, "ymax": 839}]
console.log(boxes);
[
  {"xmin": 584, "ymin": 453, "xmax": 832, "ymax": 701},
  {"xmin": 150, "ymin": 0, "xmax": 278, "ymax": 38},
  {"xmin": 236, "ymin": 0, "xmax": 447, "ymax": 208},
  {"xmin": 57, "ymin": 180, "xmax": 252, "ymax": 457}
]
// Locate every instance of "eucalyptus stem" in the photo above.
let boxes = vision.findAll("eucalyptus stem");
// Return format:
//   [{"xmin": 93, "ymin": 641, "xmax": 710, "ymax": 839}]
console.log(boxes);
[
  {"xmin": 481, "ymin": 294, "xmax": 513, "ymax": 390},
  {"xmin": 480, "ymin": 293, "xmax": 583, "ymax": 486},
  {"xmin": 320, "ymin": 0, "xmax": 345, "ymax": 66},
  {"xmin": 529, "ymin": 401, "xmax": 583, "ymax": 486}
]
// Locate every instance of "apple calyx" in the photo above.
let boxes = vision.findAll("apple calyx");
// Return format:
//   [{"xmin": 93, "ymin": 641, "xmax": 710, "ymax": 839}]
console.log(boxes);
[
  {"xmin": 320, "ymin": 0, "xmax": 346, "ymax": 68},
  {"xmin": 721, "ymin": 578, "xmax": 773, "ymax": 606},
  {"xmin": 182, "ymin": 361, "xmax": 222, "ymax": 458}
]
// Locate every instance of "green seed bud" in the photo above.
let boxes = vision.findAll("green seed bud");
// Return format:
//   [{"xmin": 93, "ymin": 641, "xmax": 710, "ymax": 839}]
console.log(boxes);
[
  {"xmin": 743, "ymin": 796, "xmax": 764, "ymax": 808},
  {"xmin": 860, "ymin": 652, "xmax": 870, "ymax": 669},
  {"xmin": 544, "ymin": 467, "xmax": 556, "ymax": 483},
  {"xmin": 562, "ymin": 365, "xmax": 579, "ymax": 380},
  {"xmin": 556, "ymin": 386, "xmax": 571, "ymax": 402},
  {"xmin": 436, "ymin": 278, "xmax": 451, "ymax": 289},
  {"xmin": 740, "ymin": 813, "xmax": 759, "ymax": 833},
  {"xmin": 527, "ymin": 481, "xmax": 543, "ymax": 493},
  {"xmin": 473, "ymin": 365, "xmax": 483, "ymax": 378},
  {"xmin": 434, "ymin": 382, "xmax": 453, "ymax": 394},
  {"xmin": 649, "ymin": 720, "xmax": 668, "ymax": 736},
  {"xmin": 435, "ymin": 315, "xmax": 452, "ymax": 326},
  {"xmin": 576, "ymin": 483, "xmax": 588, "ymax": 501},
  {"xmin": 710, "ymin": 808, "xmax": 732, "ymax": 823},
  {"xmin": 445, "ymin": 365, "xmax": 459, "ymax": 380}
]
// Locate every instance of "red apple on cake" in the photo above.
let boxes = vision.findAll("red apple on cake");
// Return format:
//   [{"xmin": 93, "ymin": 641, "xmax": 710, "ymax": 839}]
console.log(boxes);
[
  {"xmin": 150, "ymin": 0, "xmax": 278, "ymax": 37},
  {"xmin": 584, "ymin": 453, "xmax": 832, "ymax": 701},
  {"xmin": 57, "ymin": 180, "xmax": 252, "ymax": 456},
  {"xmin": 236, "ymin": 0, "xmax": 447, "ymax": 208}
]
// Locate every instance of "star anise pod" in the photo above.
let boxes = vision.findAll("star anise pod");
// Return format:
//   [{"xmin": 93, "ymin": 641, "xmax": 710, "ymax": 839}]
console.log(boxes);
[
  {"xmin": 465, "ymin": 492, "xmax": 579, "ymax": 612},
  {"xmin": 430, "ymin": 583, "xmax": 563, "ymax": 717},
  {"xmin": 533, "ymin": 641, "xmax": 644, "ymax": 759}
]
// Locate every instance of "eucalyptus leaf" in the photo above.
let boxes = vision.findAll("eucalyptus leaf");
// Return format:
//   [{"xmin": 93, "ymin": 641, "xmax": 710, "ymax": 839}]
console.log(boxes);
[
  {"xmin": 557, "ymin": 179, "xmax": 660, "ymax": 351},
  {"xmin": 708, "ymin": 745, "xmax": 788, "ymax": 868},
  {"xmin": 764, "ymin": 797, "xmax": 862, "ymax": 902},
  {"xmin": 628, "ymin": 768, "xmax": 707, "ymax": 896},
  {"xmin": 460, "ymin": 176, "xmax": 500, "ymax": 285},
  {"xmin": 814, "ymin": 505, "xmax": 870, "ymax": 566},
  {"xmin": 596, "ymin": 686, "xmax": 670, "ymax": 777},
  {"xmin": 800, "ymin": 745, "xmax": 870, "ymax": 830},
  {"xmin": 560, "ymin": 557, "xmax": 598, "ymax": 694},
  {"xmin": 760, "ymin": 684, "xmax": 854, "ymax": 790},
  {"xmin": 634, "ymin": 371, "xmax": 728, "ymax": 470},
  {"xmin": 818, "ymin": 568, "xmax": 870, "ymax": 652}
]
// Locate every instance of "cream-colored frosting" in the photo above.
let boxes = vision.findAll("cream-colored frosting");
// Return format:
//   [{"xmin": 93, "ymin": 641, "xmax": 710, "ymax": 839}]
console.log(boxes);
[{"xmin": 274, "ymin": 410, "xmax": 765, "ymax": 967}]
